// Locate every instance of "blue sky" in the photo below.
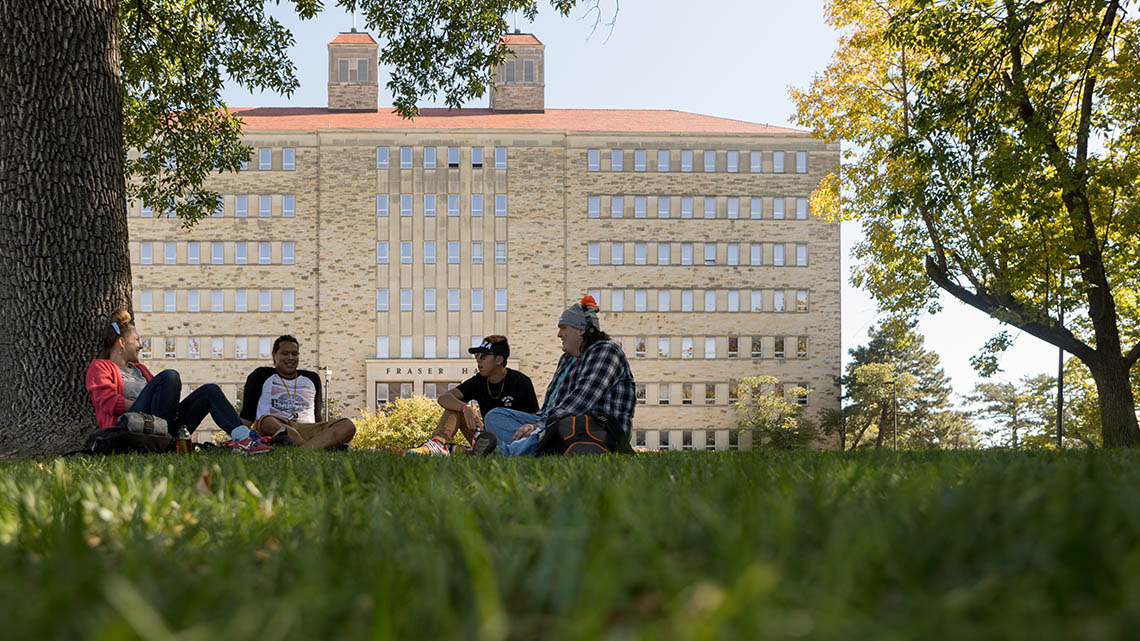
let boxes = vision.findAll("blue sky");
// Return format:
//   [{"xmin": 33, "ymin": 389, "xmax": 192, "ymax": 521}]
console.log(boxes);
[{"xmin": 221, "ymin": 0, "xmax": 1061, "ymax": 407}]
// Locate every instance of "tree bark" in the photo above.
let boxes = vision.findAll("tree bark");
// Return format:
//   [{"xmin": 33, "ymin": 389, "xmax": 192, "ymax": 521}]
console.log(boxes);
[
  {"xmin": 1088, "ymin": 359, "xmax": 1140, "ymax": 447},
  {"xmin": 0, "ymin": 0, "xmax": 130, "ymax": 456}
]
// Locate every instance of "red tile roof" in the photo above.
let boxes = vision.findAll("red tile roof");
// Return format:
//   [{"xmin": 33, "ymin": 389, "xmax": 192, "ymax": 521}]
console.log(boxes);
[
  {"xmin": 501, "ymin": 33, "xmax": 543, "ymax": 46},
  {"xmin": 229, "ymin": 107, "xmax": 806, "ymax": 135},
  {"xmin": 329, "ymin": 32, "xmax": 377, "ymax": 45}
]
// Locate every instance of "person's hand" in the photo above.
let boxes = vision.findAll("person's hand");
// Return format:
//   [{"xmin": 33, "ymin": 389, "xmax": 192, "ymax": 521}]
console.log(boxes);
[
  {"xmin": 513, "ymin": 423, "xmax": 537, "ymax": 440},
  {"xmin": 463, "ymin": 405, "xmax": 484, "ymax": 430}
]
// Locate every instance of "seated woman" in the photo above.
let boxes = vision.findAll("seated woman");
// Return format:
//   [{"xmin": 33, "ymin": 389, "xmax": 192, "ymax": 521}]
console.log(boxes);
[{"xmin": 84, "ymin": 309, "xmax": 271, "ymax": 454}]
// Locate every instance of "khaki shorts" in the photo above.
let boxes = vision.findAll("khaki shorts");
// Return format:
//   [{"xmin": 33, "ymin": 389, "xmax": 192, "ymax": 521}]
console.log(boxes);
[{"xmin": 252, "ymin": 415, "xmax": 342, "ymax": 441}]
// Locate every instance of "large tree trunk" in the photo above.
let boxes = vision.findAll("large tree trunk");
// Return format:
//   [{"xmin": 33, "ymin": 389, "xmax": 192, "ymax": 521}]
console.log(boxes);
[
  {"xmin": 1088, "ymin": 359, "xmax": 1140, "ymax": 447},
  {"xmin": 0, "ymin": 0, "xmax": 130, "ymax": 456}
]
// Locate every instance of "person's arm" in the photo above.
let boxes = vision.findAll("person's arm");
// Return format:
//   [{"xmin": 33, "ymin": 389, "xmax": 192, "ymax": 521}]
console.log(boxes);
[
  {"xmin": 437, "ymin": 387, "xmax": 466, "ymax": 412},
  {"xmin": 306, "ymin": 370, "xmax": 323, "ymax": 420},
  {"xmin": 239, "ymin": 370, "xmax": 264, "ymax": 425},
  {"xmin": 84, "ymin": 361, "xmax": 124, "ymax": 427}
]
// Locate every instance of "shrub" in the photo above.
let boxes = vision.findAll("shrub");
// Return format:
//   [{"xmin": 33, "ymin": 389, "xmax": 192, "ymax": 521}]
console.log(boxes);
[
  {"xmin": 734, "ymin": 375, "xmax": 816, "ymax": 449},
  {"xmin": 354, "ymin": 395, "xmax": 466, "ymax": 452}
]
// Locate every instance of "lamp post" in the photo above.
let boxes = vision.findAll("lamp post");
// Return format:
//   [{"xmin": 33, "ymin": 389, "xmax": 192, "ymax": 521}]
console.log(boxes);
[
  {"xmin": 323, "ymin": 367, "xmax": 332, "ymax": 422},
  {"xmin": 886, "ymin": 379, "xmax": 898, "ymax": 450}
]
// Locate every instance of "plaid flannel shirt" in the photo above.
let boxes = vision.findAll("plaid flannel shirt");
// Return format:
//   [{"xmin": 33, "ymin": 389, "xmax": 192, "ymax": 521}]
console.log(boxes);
[{"xmin": 538, "ymin": 339, "xmax": 636, "ymax": 436}]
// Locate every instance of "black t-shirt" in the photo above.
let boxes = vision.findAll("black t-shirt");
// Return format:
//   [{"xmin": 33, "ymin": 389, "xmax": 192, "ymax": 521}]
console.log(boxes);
[{"xmin": 455, "ymin": 369, "xmax": 539, "ymax": 416}]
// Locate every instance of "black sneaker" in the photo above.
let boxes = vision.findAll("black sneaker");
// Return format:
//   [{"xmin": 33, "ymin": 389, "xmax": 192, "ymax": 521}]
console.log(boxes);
[
  {"xmin": 269, "ymin": 431, "xmax": 295, "ymax": 446},
  {"xmin": 471, "ymin": 431, "xmax": 498, "ymax": 456}
]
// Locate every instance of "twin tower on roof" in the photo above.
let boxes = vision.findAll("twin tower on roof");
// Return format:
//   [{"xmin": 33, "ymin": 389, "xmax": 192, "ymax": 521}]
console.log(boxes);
[{"xmin": 327, "ymin": 30, "xmax": 545, "ymax": 113}]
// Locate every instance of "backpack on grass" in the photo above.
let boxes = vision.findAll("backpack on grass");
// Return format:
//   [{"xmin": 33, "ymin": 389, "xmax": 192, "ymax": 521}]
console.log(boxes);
[
  {"xmin": 82, "ymin": 421, "xmax": 175, "ymax": 455},
  {"xmin": 536, "ymin": 413, "xmax": 633, "ymax": 456}
]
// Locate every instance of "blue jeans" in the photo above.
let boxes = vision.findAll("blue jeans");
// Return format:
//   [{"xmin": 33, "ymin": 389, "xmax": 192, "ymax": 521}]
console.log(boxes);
[
  {"xmin": 131, "ymin": 370, "xmax": 242, "ymax": 435},
  {"xmin": 483, "ymin": 408, "xmax": 542, "ymax": 456}
]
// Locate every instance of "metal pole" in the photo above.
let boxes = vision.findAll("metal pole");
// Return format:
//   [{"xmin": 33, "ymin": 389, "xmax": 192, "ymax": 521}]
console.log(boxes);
[
  {"xmin": 324, "ymin": 367, "xmax": 330, "ymax": 422},
  {"xmin": 1057, "ymin": 271, "xmax": 1065, "ymax": 449},
  {"xmin": 892, "ymin": 382, "xmax": 898, "ymax": 450}
]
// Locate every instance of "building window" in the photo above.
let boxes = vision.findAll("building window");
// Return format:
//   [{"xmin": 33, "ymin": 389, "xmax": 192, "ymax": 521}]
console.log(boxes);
[
  {"xmin": 259, "ymin": 195, "xmax": 271, "ymax": 217},
  {"xmin": 235, "ymin": 290, "xmax": 247, "ymax": 312},
  {"xmin": 681, "ymin": 198, "xmax": 692, "ymax": 219},
  {"xmin": 211, "ymin": 290, "xmax": 223, "ymax": 313},
  {"xmin": 750, "ymin": 197, "xmax": 762, "ymax": 219},
  {"xmin": 588, "ymin": 243, "xmax": 600, "ymax": 265},
  {"xmin": 796, "ymin": 243, "xmax": 808, "ymax": 266},
  {"xmin": 635, "ymin": 337, "xmax": 647, "ymax": 358},
  {"xmin": 448, "ymin": 336, "xmax": 461, "ymax": 358},
  {"xmin": 704, "ymin": 151, "xmax": 716, "ymax": 172},
  {"xmin": 400, "ymin": 289, "xmax": 412, "ymax": 311},
  {"xmin": 259, "ymin": 242, "xmax": 270, "ymax": 265},
  {"xmin": 401, "ymin": 336, "xmax": 413, "ymax": 358},
  {"xmin": 752, "ymin": 337, "xmax": 763, "ymax": 358},
  {"xmin": 705, "ymin": 337, "xmax": 716, "ymax": 359},
  {"xmin": 283, "ymin": 242, "xmax": 295, "ymax": 265},
  {"xmin": 588, "ymin": 196, "xmax": 600, "ymax": 218},
  {"xmin": 636, "ymin": 383, "xmax": 646, "ymax": 405},
  {"xmin": 681, "ymin": 150, "xmax": 693, "ymax": 172},
  {"xmin": 472, "ymin": 289, "xmax": 484, "ymax": 311},
  {"xmin": 750, "ymin": 151, "xmax": 763, "ymax": 173},
  {"xmin": 400, "ymin": 147, "xmax": 412, "ymax": 169},
  {"xmin": 495, "ymin": 289, "xmax": 507, "ymax": 311},
  {"xmin": 495, "ymin": 147, "xmax": 507, "ymax": 169},
  {"xmin": 495, "ymin": 242, "xmax": 507, "ymax": 264},
  {"xmin": 727, "ymin": 244, "xmax": 739, "ymax": 266},
  {"xmin": 258, "ymin": 337, "xmax": 271, "ymax": 359},
  {"xmin": 258, "ymin": 290, "xmax": 270, "ymax": 312},
  {"xmin": 377, "ymin": 147, "xmax": 389, "ymax": 169},
  {"xmin": 727, "ymin": 198, "xmax": 739, "ymax": 220},
  {"xmin": 773, "ymin": 151, "xmax": 785, "ymax": 173},
  {"xmin": 635, "ymin": 243, "xmax": 647, "ymax": 265},
  {"xmin": 658, "ymin": 243, "xmax": 670, "ymax": 265},
  {"xmin": 448, "ymin": 289, "xmax": 459, "ymax": 311},
  {"xmin": 259, "ymin": 148, "xmax": 271, "ymax": 170},
  {"xmin": 400, "ymin": 194, "xmax": 412, "ymax": 217},
  {"xmin": 495, "ymin": 194, "xmax": 507, "ymax": 217},
  {"xmin": 659, "ymin": 386, "xmax": 670, "ymax": 405},
  {"xmin": 212, "ymin": 201, "xmax": 223, "ymax": 217},
  {"xmin": 188, "ymin": 338, "xmax": 200, "ymax": 360},
  {"xmin": 682, "ymin": 383, "xmax": 693, "ymax": 405},
  {"xmin": 448, "ymin": 147, "xmax": 459, "ymax": 168},
  {"xmin": 704, "ymin": 197, "xmax": 716, "ymax": 219},
  {"xmin": 471, "ymin": 242, "xmax": 483, "ymax": 264},
  {"xmin": 681, "ymin": 243, "xmax": 693, "ymax": 265},
  {"xmin": 658, "ymin": 338, "xmax": 670, "ymax": 358},
  {"xmin": 424, "ymin": 147, "xmax": 436, "ymax": 169},
  {"xmin": 235, "ymin": 196, "xmax": 247, "ymax": 218},
  {"xmin": 774, "ymin": 244, "xmax": 786, "ymax": 266},
  {"xmin": 635, "ymin": 290, "xmax": 647, "ymax": 312},
  {"xmin": 751, "ymin": 243, "xmax": 762, "ymax": 266},
  {"xmin": 164, "ymin": 337, "xmax": 177, "ymax": 358},
  {"xmin": 164, "ymin": 243, "xmax": 176, "ymax": 264},
  {"xmin": 752, "ymin": 290, "xmax": 763, "ymax": 312},
  {"xmin": 658, "ymin": 198, "xmax": 670, "ymax": 218},
  {"xmin": 140, "ymin": 243, "xmax": 152, "ymax": 265},
  {"xmin": 611, "ymin": 196, "xmax": 623, "ymax": 218},
  {"xmin": 139, "ymin": 337, "xmax": 152, "ymax": 359},
  {"xmin": 282, "ymin": 290, "xmax": 294, "ymax": 312},
  {"xmin": 611, "ymin": 149, "xmax": 623, "ymax": 171},
  {"xmin": 611, "ymin": 290, "xmax": 624, "ymax": 312},
  {"xmin": 376, "ymin": 336, "xmax": 389, "ymax": 358},
  {"xmin": 658, "ymin": 290, "xmax": 670, "ymax": 312},
  {"xmin": 727, "ymin": 291, "xmax": 739, "ymax": 312},
  {"xmin": 232, "ymin": 242, "xmax": 245, "ymax": 265},
  {"xmin": 424, "ymin": 241, "xmax": 436, "ymax": 264},
  {"xmin": 681, "ymin": 337, "xmax": 694, "ymax": 359},
  {"xmin": 447, "ymin": 194, "xmax": 459, "ymax": 217},
  {"xmin": 282, "ymin": 148, "xmax": 295, "ymax": 171},
  {"xmin": 376, "ymin": 289, "xmax": 389, "ymax": 311},
  {"xmin": 706, "ymin": 384, "xmax": 717, "ymax": 405},
  {"xmin": 704, "ymin": 244, "xmax": 716, "ymax": 265},
  {"xmin": 212, "ymin": 242, "xmax": 224, "ymax": 265},
  {"xmin": 705, "ymin": 290, "xmax": 716, "ymax": 312},
  {"xmin": 773, "ymin": 198, "xmax": 786, "ymax": 220},
  {"xmin": 140, "ymin": 290, "xmax": 152, "ymax": 312},
  {"xmin": 448, "ymin": 241, "xmax": 460, "ymax": 264},
  {"xmin": 142, "ymin": 201, "xmax": 153, "ymax": 217},
  {"xmin": 774, "ymin": 290, "xmax": 786, "ymax": 312},
  {"xmin": 588, "ymin": 149, "xmax": 600, "ymax": 171},
  {"xmin": 681, "ymin": 290, "xmax": 693, "ymax": 312},
  {"xmin": 400, "ymin": 242, "xmax": 412, "ymax": 264},
  {"xmin": 634, "ymin": 197, "xmax": 646, "ymax": 218},
  {"xmin": 775, "ymin": 337, "xmax": 786, "ymax": 359},
  {"xmin": 471, "ymin": 147, "xmax": 484, "ymax": 168},
  {"xmin": 424, "ymin": 289, "xmax": 436, "ymax": 311},
  {"xmin": 796, "ymin": 151, "xmax": 808, "ymax": 173},
  {"xmin": 504, "ymin": 60, "xmax": 516, "ymax": 84},
  {"xmin": 797, "ymin": 197, "xmax": 808, "ymax": 219},
  {"xmin": 797, "ymin": 337, "xmax": 809, "ymax": 359},
  {"xmin": 424, "ymin": 194, "xmax": 436, "ymax": 217},
  {"xmin": 611, "ymin": 243, "xmax": 623, "ymax": 265},
  {"xmin": 281, "ymin": 195, "xmax": 294, "ymax": 218},
  {"xmin": 471, "ymin": 194, "xmax": 483, "ymax": 217},
  {"xmin": 797, "ymin": 290, "xmax": 809, "ymax": 312},
  {"xmin": 727, "ymin": 151, "xmax": 739, "ymax": 173},
  {"xmin": 523, "ymin": 59, "xmax": 535, "ymax": 83},
  {"xmin": 634, "ymin": 150, "xmax": 646, "ymax": 171},
  {"xmin": 657, "ymin": 150, "xmax": 670, "ymax": 172}
]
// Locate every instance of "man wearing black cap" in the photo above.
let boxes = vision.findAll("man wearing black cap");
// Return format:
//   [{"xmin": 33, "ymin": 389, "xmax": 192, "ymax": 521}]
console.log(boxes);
[{"xmin": 407, "ymin": 334, "xmax": 539, "ymax": 455}]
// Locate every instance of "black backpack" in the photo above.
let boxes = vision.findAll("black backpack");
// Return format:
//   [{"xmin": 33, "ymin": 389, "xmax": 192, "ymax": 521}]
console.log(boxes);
[
  {"xmin": 536, "ymin": 413, "xmax": 633, "ymax": 456},
  {"xmin": 82, "ymin": 427, "xmax": 175, "ymax": 454}
]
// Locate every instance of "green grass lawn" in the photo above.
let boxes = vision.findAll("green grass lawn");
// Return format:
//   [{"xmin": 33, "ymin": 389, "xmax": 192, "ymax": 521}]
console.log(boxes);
[{"xmin": 2, "ymin": 450, "xmax": 1138, "ymax": 640}]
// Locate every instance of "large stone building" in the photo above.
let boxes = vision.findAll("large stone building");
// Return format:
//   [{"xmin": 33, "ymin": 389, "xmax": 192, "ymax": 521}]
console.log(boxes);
[{"xmin": 126, "ymin": 30, "xmax": 841, "ymax": 450}]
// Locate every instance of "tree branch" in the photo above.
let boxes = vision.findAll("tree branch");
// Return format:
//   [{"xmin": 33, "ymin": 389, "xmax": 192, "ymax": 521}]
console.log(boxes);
[{"xmin": 1076, "ymin": 0, "xmax": 1121, "ymax": 166}]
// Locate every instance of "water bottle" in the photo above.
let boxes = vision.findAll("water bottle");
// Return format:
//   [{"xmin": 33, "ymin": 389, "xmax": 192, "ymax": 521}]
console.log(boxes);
[{"xmin": 175, "ymin": 427, "xmax": 192, "ymax": 455}]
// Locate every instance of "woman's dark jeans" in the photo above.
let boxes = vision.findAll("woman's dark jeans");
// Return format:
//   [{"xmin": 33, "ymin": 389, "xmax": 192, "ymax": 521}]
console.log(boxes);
[{"xmin": 130, "ymin": 369, "xmax": 241, "ymax": 434}]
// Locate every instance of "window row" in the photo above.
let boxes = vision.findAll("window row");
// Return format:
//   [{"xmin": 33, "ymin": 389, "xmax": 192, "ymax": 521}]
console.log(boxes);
[
  {"xmin": 586, "ymin": 242, "xmax": 810, "ymax": 267},
  {"xmin": 587, "ymin": 195, "xmax": 809, "ymax": 220},
  {"xmin": 139, "ymin": 336, "xmax": 290, "ymax": 360},
  {"xmin": 129, "ymin": 194, "xmax": 296, "ymax": 218},
  {"xmin": 129, "ymin": 147, "xmax": 297, "ymax": 173},
  {"xmin": 376, "ymin": 241, "xmax": 507, "ymax": 265},
  {"xmin": 613, "ymin": 335, "xmax": 809, "ymax": 360},
  {"xmin": 377, "ymin": 147, "xmax": 508, "ymax": 170},
  {"xmin": 586, "ymin": 288, "xmax": 809, "ymax": 313},
  {"xmin": 375, "ymin": 193, "xmax": 508, "ymax": 217},
  {"xmin": 634, "ymin": 380, "xmax": 811, "ymax": 406},
  {"xmin": 137, "ymin": 289, "xmax": 296, "ymax": 313},
  {"xmin": 138, "ymin": 241, "xmax": 295, "ymax": 266},
  {"xmin": 586, "ymin": 149, "xmax": 809, "ymax": 174},
  {"xmin": 374, "ymin": 334, "xmax": 507, "ymax": 359},
  {"xmin": 376, "ymin": 288, "xmax": 508, "ymax": 312}
]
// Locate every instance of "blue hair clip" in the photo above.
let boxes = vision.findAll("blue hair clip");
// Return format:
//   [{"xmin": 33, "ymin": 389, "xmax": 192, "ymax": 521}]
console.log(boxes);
[{"xmin": 111, "ymin": 322, "xmax": 121, "ymax": 335}]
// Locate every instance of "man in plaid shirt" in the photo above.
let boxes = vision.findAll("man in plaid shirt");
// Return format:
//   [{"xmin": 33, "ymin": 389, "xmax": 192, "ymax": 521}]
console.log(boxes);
[{"xmin": 479, "ymin": 295, "xmax": 636, "ymax": 456}]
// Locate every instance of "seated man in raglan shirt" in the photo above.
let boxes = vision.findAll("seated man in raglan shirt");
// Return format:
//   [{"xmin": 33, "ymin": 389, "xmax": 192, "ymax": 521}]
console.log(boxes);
[
  {"xmin": 241, "ymin": 334, "xmax": 356, "ymax": 450},
  {"xmin": 407, "ymin": 335, "xmax": 539, "ymax": 455},
  {"xmin": 477, "ymin": 296, "xmax": 636, "ymax": 456}
]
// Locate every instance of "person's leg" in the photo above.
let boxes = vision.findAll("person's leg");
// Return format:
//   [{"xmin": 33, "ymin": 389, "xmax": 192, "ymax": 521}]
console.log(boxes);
[
  {"xmin": 129, "ymin": 369, "xmax": 181, "ymax": 422},
  {"xmin": 429, "ymin": 409, "xmax": 467, "ymax": 443},
  {"xmin": 482, "ymin": 408, "xmax": 539, "ymax": 455},
  {"xmin": 175, "ymin": 383, "xmax": 242, "ymax": 435},
  {"xmin": 254, "ymin": 415, "xmax": 289, "ymax": 437},
  {"xmin": 295, "ymin": 419, "xmax": 356, "ymax": 450}
]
